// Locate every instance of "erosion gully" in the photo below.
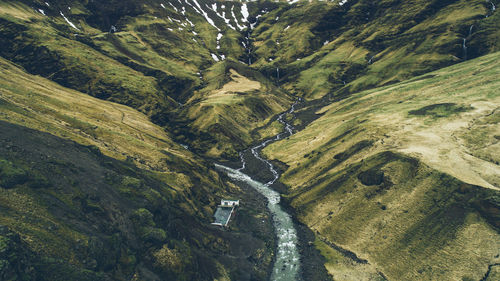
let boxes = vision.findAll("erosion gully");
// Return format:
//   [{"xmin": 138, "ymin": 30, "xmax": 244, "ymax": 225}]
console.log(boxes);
[{"xmin": 216, "ymin": 100, "xmax": 301, "ymax": 281}]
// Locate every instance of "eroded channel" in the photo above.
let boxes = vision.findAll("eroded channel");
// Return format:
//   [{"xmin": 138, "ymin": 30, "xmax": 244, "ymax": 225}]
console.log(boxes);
[{"xmin": 216, "ymin": 101, "xmax": 301, "ymax": 281}]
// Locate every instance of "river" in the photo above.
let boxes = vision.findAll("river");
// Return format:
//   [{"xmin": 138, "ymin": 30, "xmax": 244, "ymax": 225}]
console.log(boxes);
[{"xmin": 215, "ymin": 101, "xmax": 301, "ymax": 281}]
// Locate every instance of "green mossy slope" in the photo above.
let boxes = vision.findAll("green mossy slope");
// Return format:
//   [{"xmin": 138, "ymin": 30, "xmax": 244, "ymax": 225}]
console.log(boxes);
[
  {"xmin": 264, "ymin": 51, "xmax": 500, "ymax": 280},
  {"xmin": 0, "ymin": 56, "xmax": 275, "ymax": 281}
]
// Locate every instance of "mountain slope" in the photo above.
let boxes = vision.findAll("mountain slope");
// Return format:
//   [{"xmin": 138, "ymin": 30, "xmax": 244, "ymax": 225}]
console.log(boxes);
[
  {"xmin": 0, "ymin": 0, "xmax": 291, "ymax": 158},
  {"xmin": 0, "ymin": 57, "xmax": 276, "ymax": 281},
  {"xmin": 263, "ymin": 51, "xmax": 500, "ymax": 280},
  {"xmin": 1, "ymin": 0, "xmax": 498, "ymax": 160},
  {"xmin": 250, "ymin": 0, "xmax": 500, "ymax": 99},
  {"xmin": 0, "ymin": 0, "xmax": 499, "ymax": 280}
]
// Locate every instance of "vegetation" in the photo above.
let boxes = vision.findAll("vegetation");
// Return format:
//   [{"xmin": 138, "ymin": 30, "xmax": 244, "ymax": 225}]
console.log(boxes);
[
  {"xmin": 264, "ymin": 51, "xmax": 500, "ymax": 280},
  {"xmin": 250, "ymin": 0, "xmax": 500, "ymax": 100},
  {"xmin": 0, "ymin": 0, "xmax": 499, "ymax": 280},
  {"xmin": 0, "ymin": 57, "xmax": 275, "ymax": 280}
]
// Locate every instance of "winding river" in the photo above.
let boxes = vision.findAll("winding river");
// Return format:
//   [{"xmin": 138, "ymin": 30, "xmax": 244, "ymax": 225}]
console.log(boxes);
[{"xmin": 215, "ymin": 101, "xmax": 300, "ymax": 281}]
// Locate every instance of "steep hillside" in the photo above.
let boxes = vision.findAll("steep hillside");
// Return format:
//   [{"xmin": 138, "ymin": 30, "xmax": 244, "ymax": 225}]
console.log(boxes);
[
  {"xmin": 263, "ymin": 51, "xmax": 500, "ymax": 280},
  {"xmin": 1, "ymin": 0, "xmax": 499, "ymax": 280},
  {"xmin": 0, "ymin": 57, "xmax": 276, "ymax": 281},
  {"xmin": 175, "ymin": 60, "xmax": 292, "ymax": 158},
  {"xmin": 0, "ymin": 0, "xmax": 291, "ymax": 158},
  {"xmin": 250, "ymin": 0, "xmax": 500, "ymax": 99},
  {"xmin": 3, "ymin": 0, "xmax": 498, "ymax": 160}
]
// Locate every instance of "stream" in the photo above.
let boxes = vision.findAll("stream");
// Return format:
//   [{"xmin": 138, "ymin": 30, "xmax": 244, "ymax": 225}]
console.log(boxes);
[{"xmin": 215, "ymin": 101, "xmax": 301, "ymax": 281}]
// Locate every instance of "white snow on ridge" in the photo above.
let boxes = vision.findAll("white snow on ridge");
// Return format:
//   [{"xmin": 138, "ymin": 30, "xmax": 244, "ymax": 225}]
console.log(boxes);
[
  {"xmin": 231, "ymin": 6, "xmax": 246, "ymax": 30},
  {"xmin": 191, "ymin": 0, "xmax": 220, "ymax": 31},
  {"xmin": 211, "ymin": 53, "xmax": 220, "ymax": 61},
  {"xmin": 45, "ymin": 2, "xmax": 50, "ymax": 7},
  {"xmin": 168, "ymin": 2, "xmax": 178, "ymax": 12},
  {"xmin": 210, "ymin": 2, "xmax": 236, "ymax": 30},
  {"xmin": 339, "ymin": 0, "xmax": 348, "ymax": 6},
  {"xmin": 221, "ymin": 11, "xmax": 236, "ymax": 30},
  {"xmin": 216, "ymin": 32, "xmax": 223, "ymax": 49},
  {"xmin": 185, "ymin": 17, "xmax": 195, "ymax": 27},
  {"xmin": 60, "ymin": 11, "xmax": 79, "ymax": 30},
  {"xmin": 241, "ymin": 3, "xmax": 249, "ymax": 22},
  {"xmin": 38, "ymin": 9, "xmax": 46, "ymax": 16},
  {"xmin": 161, "ymin": 3, "xmax": 166, "ymax": 9}
]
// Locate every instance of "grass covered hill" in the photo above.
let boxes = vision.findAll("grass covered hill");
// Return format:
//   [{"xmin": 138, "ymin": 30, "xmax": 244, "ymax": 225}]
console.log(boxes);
[
  {"xmin": 0, "ymin": 56, "xmax": 276, "ymax": 280},
  {"xmin": 1, "ymin": 0, "xmax": 498, "ymax": 159},
  {"xmin": 263, "ymin": 51, "xmax": 500, "ymax": 280},
  {"xmin": 0, "ymin": 0, "xmax": 499, "ymax": 280},
  {"xmin": 0, "ymin": 0, "xmax": 291, "ymax": 158},
  {"xmin": 250, "ymin": 0, "xmax": 500, "ymax": 100}
]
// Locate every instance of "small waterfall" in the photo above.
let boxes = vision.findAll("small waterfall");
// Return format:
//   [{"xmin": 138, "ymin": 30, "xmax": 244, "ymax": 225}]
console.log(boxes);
[
  {"xmin": 462, "ymin": 38, "xmax": 468, "ymax": 60},
  {"xmin": 276, "ymin": 67, "xmax": 280, "ymax": 81},
  {"xmin": 462, "ymin": 25, "xmax": 474, "ymax": 61},
  {"xmin": 486, "ymin": 0, "xmax": 496, "ymax": 17},
  {"xmin": 245, "ymin": 32, "xmax": 252, "ymax": 65}
]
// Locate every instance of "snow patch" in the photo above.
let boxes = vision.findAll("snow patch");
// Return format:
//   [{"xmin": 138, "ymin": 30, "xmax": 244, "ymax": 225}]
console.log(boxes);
[
  {"xmin": 339, "ymin": 0, "xmax": 348, "ymax": 6},
  {"xmin": 211, "ymin": 53, "xmax": 220, "ymax": 62},
  {"xmin": 231, "ymin": 6, "xmax": 246, "ymax": 30},
  {"xmin": 168, "ymin": 2, "xmax": 178, "ymax": 12},
  {"xmin": 241, "ymin": 3, "xmax": 249, "ymax": 22},
  {"xmin": 186, "ymin": 17, "xmax": 195, "ymax": 27},
  {"xmin": 161, "ymin": 3, "xmax": 166, "ymax": 9},
  {"xmin": 191, "ymin": 0, "xmax": 220, "ymax": 31},
  {"xmin": 38, "ymin": 9, "xmax": 46, "ymax": 16},
  {"xmin": 216, "ymin": 32, "xmax": 223, "ymax": 49},
  {"xmin": 60, "ymin": 11, "xmax": 80, "ymax": 31}
]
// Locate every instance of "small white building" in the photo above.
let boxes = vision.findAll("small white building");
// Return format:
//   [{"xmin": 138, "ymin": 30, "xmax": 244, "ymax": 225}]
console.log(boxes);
[
  {"xmin": 212, "ymin": 199, "xmax": 240, "ymax": 227},
  {"xmin": 221, "ymin": 199, "xmax": 239, "ymax": 207}
]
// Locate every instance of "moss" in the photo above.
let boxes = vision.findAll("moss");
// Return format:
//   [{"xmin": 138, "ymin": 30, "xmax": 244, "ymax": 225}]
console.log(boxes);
[
  {"xmin": 131, "ymin": 208, "xmax": 154, "ymax": 227},
  {"xmin": 408, "ymin": 102, "xmax": 473, "ymax": 118},
  {"xmin": 0, "ymin": 159, "xmax": 28, "ymax": 189}
]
